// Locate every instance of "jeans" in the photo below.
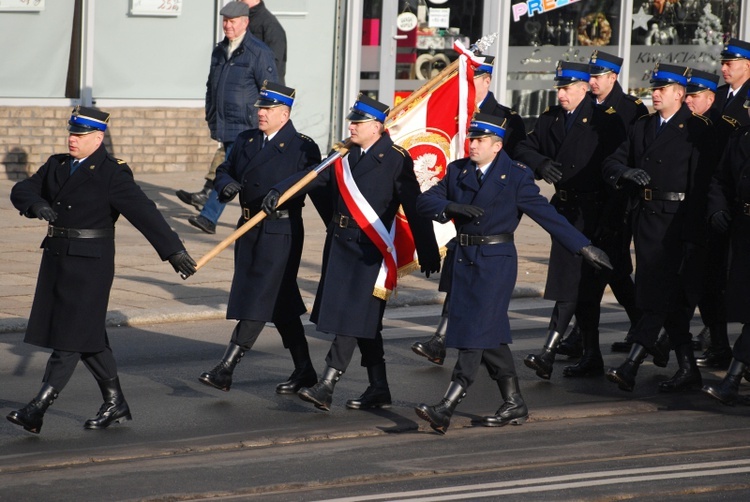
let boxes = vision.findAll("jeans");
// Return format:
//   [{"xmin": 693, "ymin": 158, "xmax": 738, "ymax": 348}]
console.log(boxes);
[{"xmin": 199, "ymin": 141, "xmax": 234, "ymax": 224}]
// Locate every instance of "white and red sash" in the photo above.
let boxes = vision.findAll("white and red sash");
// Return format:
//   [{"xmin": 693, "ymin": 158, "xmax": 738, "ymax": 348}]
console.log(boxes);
[{"xmin": 334, "ymin": 155, "xmax": 398, "ymax": 300}]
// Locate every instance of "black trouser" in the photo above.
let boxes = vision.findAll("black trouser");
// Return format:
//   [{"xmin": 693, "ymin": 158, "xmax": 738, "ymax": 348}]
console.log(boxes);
[
  {"xmin": 549, "ymin": 299, "xmax": 601, "ymax": 334},
  {"xmin": 43, "ymin": 335, "xmax": 118, "ymax": 390},
  {"xmin": 230, "ymin": 317, "xmax": 307, "ymax": 350},
  {"xmin": 732, "ymin": 324, "xmax": 750, "ymax": 364},
  {"xmin": 631, "ymin": 306, "xmax": 693, "ymax": 350},
  {"xmin": 452, "ymin": 345, "xmax": 517, "ymax": 390},
  {"xmin": 325, "ymin": 302, "xmax": 387, "ymax": 371}
]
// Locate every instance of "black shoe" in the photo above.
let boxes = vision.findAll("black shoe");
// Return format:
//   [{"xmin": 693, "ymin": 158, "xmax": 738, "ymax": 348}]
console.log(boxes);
[
  {"xmin": 702, "ymin": 359, "xmax": 746, "ymax": 405},
  {"xmin": 606, "ymin": 344, "xmax": 647, "ymax": 392},
  {"xmin": 557, "ymin": 326, "xmax": 583, "ymax": 358},
  {"xmin": 696, "ymin": 346, "xmax": 733, "ymax": 369},
  {"xmin": 651, "ymin": 331, "xmax": 670, "ymax": 368},
  {"xmin": 414, "ymin": 381, "xmax": 465, "ymax": 435},
  {"xmin": 658, "ymin": 344, "xmax": 702, "ymax": 393},
  {"xmin": 299, "ymin": 366, "xmax": 343, "ymax": 411},
  {"xmin": 346, "ymin": 363, "xmax": 392, "ymax": 409},
  {"xmin": 482, "ymin": 377, "xmax": 528, "ymax": 427},
  {"xmin": 524, "ymin": 330, "xmax": 563, "ymax": 380},
  {"xmin": 84, "ymin": 377, "xmax": 132, "ymax": 430},
  {"xmin": 611, "ymin": 340, "xmax": 633, "ymax": 353},
  {"xmin": 188, "ymin": 215, "xmax": 216, "ymax": 234},
  {"xmin": 276, "ymin": 365, "xmax": 318, "ymax": 395},
  {"xmin": 563, "ymin": 351, "xmax": 604, "ymax": 377},
  {"xmin": 6, "ymin": 384, "xmax": 59, "ymax": 434},
  {"xmin": 176, "ymin": 189, "xmax": 209, "ymax": 211},
  {"xmin": 411, "ymin": 316, "xmax": 447, "ymax": 365},
  {"xmin": 199, "ymin": 343, "xmax": 244, "ymax": 392}
]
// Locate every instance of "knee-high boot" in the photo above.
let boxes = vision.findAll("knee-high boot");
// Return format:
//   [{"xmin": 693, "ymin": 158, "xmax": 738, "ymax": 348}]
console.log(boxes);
[
  {"xmin": 198, "ymin": 342, "xmax": 244, "ymax": 392},
  {"xmin": 276, "ymin": 343, "xmax": 318, "ymax": 395},
  {"xmin": 414, "ymin": 381, "xmax": 466, "ymax": 435},
  {"xmin": 696, "ymin": 324, "xmax": 732, "ymax": 370},
  {"xmin": 702, "ymin": 359, "xmax": 747, "ymax": 405},
  {"xmin": 658, "ymin": 343, "xmax": 702, "ymax": 392},
  {"xmin": 298, "ymin": 366, "xmax": 343, "ymax": 411},
  {"xmin": 563, "ymin": 329, "xmax": 604, "ymax": 377},
  {"xmin": 524, "ymin": 330, "xmax": 563, "ymax": 380},
  {"xmin": 482, "ymin": 377, "xmax": 528, "ymax": 427},
  {"xmin": 606, "ymin": 343, "xmax": 648, "ymax": 392},
  {"xmin": 346, "ymin": 362, "xmax": 392, "ymax": 409},
  {"xmin": 6, "ymin": 383, "xmax": 59, "ymax": 434},
  {"xmin": 84, "ymin": 377, "xmax": 132, "ymax": 429}
]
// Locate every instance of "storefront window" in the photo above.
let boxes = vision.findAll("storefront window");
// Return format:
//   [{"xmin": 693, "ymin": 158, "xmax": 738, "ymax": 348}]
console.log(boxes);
[
  {"xmin": 506, "ymin": 0, "xmax": 622, "ymax": 125},
  {"xmin": 628, "ymin": 0, "xmax": 743, "ymax": 97}
]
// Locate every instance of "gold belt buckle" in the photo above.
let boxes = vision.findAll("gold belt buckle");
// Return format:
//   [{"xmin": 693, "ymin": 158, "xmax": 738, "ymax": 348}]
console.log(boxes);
[
  {"xmin": 643, "ymin": 188, "xmax": 652, "ymax": 201},
  {"xmin": 338, "ymin": 215, "xmax": 350, "ymax": 228},
  {"xmin": 558, "ymin": 189, "xmax": 568, "ymax": 202},
  {"xmin": 243, "ymin": 207, "xmax": 251, "ymax": 220},
  {"xmin": 47, "ymin": 226, "xmax": 54, "ymax": 237}
]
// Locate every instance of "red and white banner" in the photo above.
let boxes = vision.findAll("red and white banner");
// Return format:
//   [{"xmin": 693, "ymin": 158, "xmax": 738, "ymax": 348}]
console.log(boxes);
[{"xmin": 386, "ymin": 43, "xmax": 481, "ymax": 279}]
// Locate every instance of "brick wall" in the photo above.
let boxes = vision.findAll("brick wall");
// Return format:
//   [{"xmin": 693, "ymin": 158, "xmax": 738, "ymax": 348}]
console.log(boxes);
[{"xmin": 0, "ymin": 106, "xmax": 217, "ymax": 180}]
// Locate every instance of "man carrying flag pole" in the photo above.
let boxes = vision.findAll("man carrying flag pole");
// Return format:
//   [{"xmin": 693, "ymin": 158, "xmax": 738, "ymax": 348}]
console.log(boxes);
[{"xmin": 262, "ymin": 94, "xmax": 441, "ymax": 412}]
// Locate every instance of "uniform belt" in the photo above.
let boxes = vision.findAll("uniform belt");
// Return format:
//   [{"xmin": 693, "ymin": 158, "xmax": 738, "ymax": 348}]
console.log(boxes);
[
  {"xmin": 47, "ymin": 225, "xmax": 114, "ymax": 239},
  {"xmin": 333, "ymin": 213, "xmax": 359, "ymax": 229},
  {"xmin": 640, "ymin": 188, "xmax": 685, "ymax": 201},
  {"xmin": 458, "ymin": 233, "xmax": 514, "ymax": 246},
  {"xmin": 555, "ymin": 189, "xmax": 600, "ymax": 202},
  {"xmin": 243, "ymin": 207, "xmax": 288, "ymax": 220},
  {"xmin": 742, "ymin": 202, "xmax": 750, "ymax": 216}
]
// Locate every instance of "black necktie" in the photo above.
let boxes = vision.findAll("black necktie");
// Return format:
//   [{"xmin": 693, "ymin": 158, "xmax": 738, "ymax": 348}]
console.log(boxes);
[
  {"xmin": 724, "ymin": 91, "xmax": 735, "ymax": 110},
  {"xmin": 262, "ymin": 136, "xmax": 268, "ymax": 148},
  {"xmin": 70, "ymin": 160, "xmax": 80, "ymax": 174},
  {"xmin": 476, "ymin": 168, "xmax": 483, "ymax": 184},
  {"xmin": 565, "ymin": 111, "xmax": 574, "ymax": 131},
  {"xmin": 656, "ymin": 120, "xmax": 666, "ymax": 135}
]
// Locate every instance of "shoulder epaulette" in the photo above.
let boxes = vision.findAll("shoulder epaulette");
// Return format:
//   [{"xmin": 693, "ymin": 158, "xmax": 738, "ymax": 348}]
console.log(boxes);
[
  {"xmin": 297, "ymin": 132, "xmax": 315, "ymax": 143},
  {"xmin": 721, "ymin": 115, "xmax": 740, "ymax": 129},
  {"xmin": 638, "ymin": 113, "xmax": 653, "ymax": 121},
  {"xmin": 691, "ymin": 112, "xmax": 711, "ymax": 126},
  {"xmin": 392, "ymin": 144, "xmax": 407, "ymax": 157},
  {"xmin": 513, "ymin": 161, "xmax": 527, "ymax": 169},
  {"xmin": 107, "ymin": 154, "xmax": 127, "ymax": 165},
  {"xmin": 622, "ymin": 94, "xmax": 642, "ymax": 105}
]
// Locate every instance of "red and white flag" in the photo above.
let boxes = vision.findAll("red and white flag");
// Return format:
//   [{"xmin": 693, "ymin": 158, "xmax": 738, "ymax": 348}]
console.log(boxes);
[{"xmin": 386, "ymin": 42, "xmax": 482, "ymax": 279}]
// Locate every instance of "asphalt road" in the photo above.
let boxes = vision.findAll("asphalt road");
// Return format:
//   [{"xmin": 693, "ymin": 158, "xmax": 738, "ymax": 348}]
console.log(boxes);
[{"xmin": 2, "ymin": 297, "xmax": 750, "ymax": 501}]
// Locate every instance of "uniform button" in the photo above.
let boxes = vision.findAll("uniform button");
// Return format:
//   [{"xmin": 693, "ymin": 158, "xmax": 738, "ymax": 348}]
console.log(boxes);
[
  {"xmin": 656, "ymin": 160, "xmax": 662, "ymax": 164},
  {"xmin": 474, "ymin": 221, "xmax": 480, "ymax": 225},
  {"xmin": 645, "ymin": 157, "xmax": 650, "ymax": 161},
  {"xmin": 55, "ymin": 201, "xmax": 61, "ymax": 205},
  {"xmin": 469, "ymin": 261, "xmax": 474, "ymax": 265},
  {"xmin": 67, "ymin": 206, "xmax": 72, "ymax": 210},
  {"xmin": 457, "ymin": 259, "xmax": 463, "ymax": 263}
]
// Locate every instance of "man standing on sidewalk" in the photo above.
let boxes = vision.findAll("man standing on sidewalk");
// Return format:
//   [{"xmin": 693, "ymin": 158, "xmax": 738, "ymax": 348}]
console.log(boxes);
[
  {"xmin": 7, "ymin": 106, "xmax": 196, "ymax": 434},
  {"xmin": 197, "ymin": 82, "xmax": 323, "ymax": 395},
  {"xmin": 182, "ymin": 2, "xmax": 277, "ymax": 234}
]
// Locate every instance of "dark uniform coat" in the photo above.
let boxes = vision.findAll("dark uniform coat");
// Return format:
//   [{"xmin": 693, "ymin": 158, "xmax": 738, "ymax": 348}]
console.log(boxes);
[
  {"xmin": 305, "ymin": 133, "xmax": 439, "ymax": 339},
  {"xmin": 590, "ymin": 82, "xmax": 649, "ymax": 275},
  {"xmin": 710, "ymin": 80, "xmax": 750, "ymax": 129},
  {"xmin": 10, "ymin": 145, "xmax": 185, "ymax": 353},
  {"xmin": 514, "ymin": 97, "xmax": 625, "ymax": 301},
  {"xmin": 417, "ymin": 151, "xmax": 590, "ymax": 349},
  {"xmin": 214, "ymin": 120, "xmax": 321, "ymax": 322},
  {"xmin": 602, "ymin": 105, "xmax": 717, "ymax": 311},
  {"xmin": 478, "ymin": 92, "xmax": 527, "ymax": 158},
  {"xmin": 707, "ymin": 125, "xmax": 750, "ymax": 324}
]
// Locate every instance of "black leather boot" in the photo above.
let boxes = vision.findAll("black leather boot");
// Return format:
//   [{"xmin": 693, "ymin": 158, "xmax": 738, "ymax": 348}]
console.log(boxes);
[
  {"xmin": 346, "ymin": 362, "xmax": 392, "ymax": 409},
  {"xmin": 702, "ymin": 359, "xmax": 746, "ymax": 405},
  {"xmin": 651, "ymin": 330, "xmax": 670, "ymax": 368},
  {"xmin": 563, "ymin": 330, "xmax": 604, "ymax": 377},
  {"xmin": 610, "ymin": 327, "xmax": 635, "ymax": 353},
  {"xmin": 411, "ymin": 315, "xmax": 447, "ymax": 365},
  {"xmin": 6, "ymin": 383, "xmax": 59, "ymax": 434},
  {"xmin": 84, "ymin": 377, "xmax": 132, "ymax": 430},
  {"xmin": 199, "ymin": 343, "xmax": 244, "ymax": 392},
  {"xmin": 415, "ymin": 381, "xmax": 466, "ymax": 435},
  {"xmin": 557, "ymin": 324, "xmax": 583, "ymax": 358},
  {"xmin": 276, "ymin": 344, "xmax": 318, "ymax": 395},
  {"xmin": 606, "ymin": 344, "xmax": 647, "ymax": 392},
  {"xmin": 524, "ymin": 330, "xmax": 563, "ymax": 380},
  {"xmin": 298, "ymin": 366, "xmax": 343, "ymax": 411},
  {"xmin": 482, "ymin": 377, "xmax": 528, "ymax": 427},
  {"xmin": 696, "ymin": 327, "xmax": 732, "ymax": 369},
  {"xmin": 176, "ymin": 180, "xmax": 212, "ymax": 211},
  {"xmin": 658, "ymin": 343, "xmax": 702, "ymax": 392}
]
